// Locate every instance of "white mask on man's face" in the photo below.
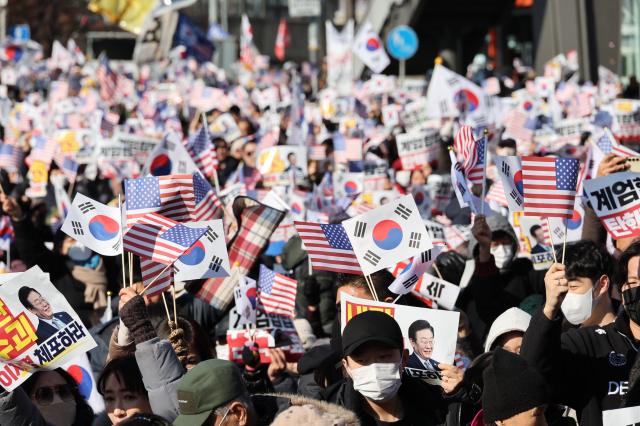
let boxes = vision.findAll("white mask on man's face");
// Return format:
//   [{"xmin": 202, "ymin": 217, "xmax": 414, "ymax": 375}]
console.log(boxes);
[
  {"xmin": 348, "ymin": 362, "xmax": 402, "ymax": 402},
  {"xmin": 490, "ymin": 245, "xmax": 514, "ymax": 270},
  {"xmin": 561, "ymin": 288, "xmax": 593, "ymax": 325}
]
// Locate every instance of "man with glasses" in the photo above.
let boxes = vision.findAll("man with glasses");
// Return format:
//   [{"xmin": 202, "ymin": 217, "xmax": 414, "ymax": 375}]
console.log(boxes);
[
  {"xmin": 407, "ymin": 320, "xmax": 441, "ymax": 371},
  {"xmin": 520, "ymin": 240, "xmax": 640, "ymax": 424},
  {"xmin": 18, "ymin": 286, "xmax": 73, "ymax": 343}
]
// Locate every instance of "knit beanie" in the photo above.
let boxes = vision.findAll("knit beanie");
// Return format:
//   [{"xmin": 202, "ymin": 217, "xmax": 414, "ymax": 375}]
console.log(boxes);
[{"xmin": 482, "ymin": 348, "xmax": 549, "ymax": 422}]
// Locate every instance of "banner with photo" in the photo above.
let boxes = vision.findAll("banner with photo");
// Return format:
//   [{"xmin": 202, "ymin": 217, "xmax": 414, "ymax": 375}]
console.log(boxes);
[
  {"xmin": 257, "ymin": 146, "xmax": 307, "ymax": 186},
  {"xmin": 0, "ymin": 266, "xmax": 97, "ymax": 391},
  {"xmin": 340, "ymin": 293, "xmax": 459, "ymax": 386}
]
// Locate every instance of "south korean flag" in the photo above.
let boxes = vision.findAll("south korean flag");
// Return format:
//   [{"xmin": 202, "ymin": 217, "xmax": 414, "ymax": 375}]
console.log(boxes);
[
  {"xmin": 173, "ymin": 220, "xmax": 231, "ymax": 281},
  {"xmin": 343, "ymin": 194, "xmax": 432, "ymax": 275},
  {"xmin": 388, "ymin": 244, "xmax": 445, "ymax": 296},
  {"xmin": 61, "ymin": 193, "xmax": 122, "ymax": 256}
]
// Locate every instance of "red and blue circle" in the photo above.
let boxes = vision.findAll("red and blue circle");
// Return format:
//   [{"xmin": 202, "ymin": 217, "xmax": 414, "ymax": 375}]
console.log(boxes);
[
  {"xmin": 564, "ymin": 209, "xmax": 582, "ymax": 230},
  {"xmin": 246, "ymin": 287, "xmax": 257, "ymax": 309},
  {"xmin": 513, "ymin": 170, "xmax": 524, "ymax": 196},
  {"xmin": 66, "ymin": 365, "xmax": 93, "ymax": 401},
  {"xmin": 366, "ymin": 37, "xmax": 381, "ymax": 51},
  {"xmin": 291, "ymin": 202, "xmax": 303, "ymax": 215},
  {"xmin": 413, "ymin": 190, "xmax": 426, "ymax": 206},
  {"xmin": 344, "ymin": 180, "xmax": 359, "ymax": 195},
  {"xmin": 88, "ymin": 215, "xmax": 119, "ymax": 241},
  {"xmin": 179, "ymin": 241, "xmax": 206, "ymax": 265},
  {"xmin": 453, "ymin": 89, "xmax": 480, "ymax": 113},
  {"xmin": 522, "ymin": 100, "xmax": 534, "ymax": 112},
  {"xmin": 372, "ymin": 220, "xmax": 403, "ymax": 250},
  {"xmin": 150, "ymin": 154, "xmax": 172, "ymax": 176}
]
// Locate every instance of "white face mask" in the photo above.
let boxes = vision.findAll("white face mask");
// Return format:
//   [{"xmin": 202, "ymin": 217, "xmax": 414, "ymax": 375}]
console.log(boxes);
[
  {"xmin": 348, "ymin": 362, "xmax": 402, "ymax": 402},
  {"xmin": 561, "ymin": 289, "xmax": 593, "ymax": 325},
  {"xmin": 490, "ymin": 245, "xmax": 514, "ymax": 270},
  {"xmin": 67, "ymin": 243, "xmax": 92, "ymax": 262}
]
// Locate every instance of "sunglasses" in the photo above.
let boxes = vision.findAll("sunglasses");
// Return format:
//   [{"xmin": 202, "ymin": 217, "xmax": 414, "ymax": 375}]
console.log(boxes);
[{"xmin": 33, "ymin": 384, "xmax": 74, "ymax": 406}]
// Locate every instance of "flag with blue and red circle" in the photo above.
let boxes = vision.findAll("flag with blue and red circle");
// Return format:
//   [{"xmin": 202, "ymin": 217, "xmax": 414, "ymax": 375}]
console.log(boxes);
[
  {"xmin": 352, "ymin": 21, "xmax": 390, "ymax": 74},
  {"xmin": 173, "ymin": 219, "xmax": 230, "ymax": 281},
  {"xmin": 61, "ymin": 193, "xmax": 123, "ymax": 256}
]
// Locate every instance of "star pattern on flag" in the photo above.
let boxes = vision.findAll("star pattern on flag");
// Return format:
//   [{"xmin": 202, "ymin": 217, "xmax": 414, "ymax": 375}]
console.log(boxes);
[
  {"xmin": 160, "ymin": 224, "xmax": 207, "ymax": 248},
  {"xmin": 259, "ymin": 267, "xmax": 276, "ymax": 293},
  {"xmin": 126, "ymin": 177, "xmax": 161, "ymax": 209},
  {"xmin": 556, "ymin": 158, "xmax": 579, "ymax": 190},
  {"xmin": 193, "ymin": 173, "xmax": 211, "ymax": 203},
  {"xmin": 320, "ymin": 223, "xmax": 354, "ymax": 250}
]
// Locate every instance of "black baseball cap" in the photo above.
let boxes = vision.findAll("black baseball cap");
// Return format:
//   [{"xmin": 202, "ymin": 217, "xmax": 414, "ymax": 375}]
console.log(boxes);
[{"xmin": 342, "ymin": 310, "xmax": 404, "ymax": 357}]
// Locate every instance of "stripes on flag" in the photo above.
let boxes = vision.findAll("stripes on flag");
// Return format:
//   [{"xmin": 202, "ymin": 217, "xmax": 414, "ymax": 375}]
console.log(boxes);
[
  {"xmin": 257, "ymin": 264, "xmax": 297, "ymax": 317},
  {"xmin": 186, "ymin": 122, "xmax": 217, "ymax": 178},
  {"xmin": 123, "ymin": 212, "xmax": 207, "ymax": 264},
  {"xmin": 522, "ymin": 156, "xmax": 579, "ymax": 218},
  {"xmin": 125, "ymin": 175, "xmax": 194, "ymax": 225},
  {"xmin": 485, "ymin": 180, "xmax": 508, "ymax": 207},
  {"xmin": 293, "ymin": 221, "xmax": 362, "ymax": 275},
  {"xmin": 454, "ymin": 125, "xmax": 476, "ymax": 171},
  {"xmin": 140, "ymin": 258, "xmax": 173, "ymax": 296},
  {"xmin": 466, "ymin": 135, "xmax": 486, "ymax": 184},
  {"xmin": 0, "ymin": 143, "xmax": 24, "ymax": 172}
]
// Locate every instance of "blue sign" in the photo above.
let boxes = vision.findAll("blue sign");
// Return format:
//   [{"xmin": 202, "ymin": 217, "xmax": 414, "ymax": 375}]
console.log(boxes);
[
  {"xmin": 10, "ymin": 25, "xmax": 30, "ymax": 42},
  {"xmin": 386, "ymin": 26, "xmax": 418, "ymax": 61}
]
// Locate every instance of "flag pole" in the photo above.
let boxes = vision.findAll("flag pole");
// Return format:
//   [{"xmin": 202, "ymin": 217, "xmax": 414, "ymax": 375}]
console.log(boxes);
[
  {"xmin": 161, "ymin": 292, "xmax": 174, "ymax": 330},
  {"xmin": 561, "ymin": 221, "xmax": 568, "ymax": 265},
  {"xmin": 392, "ymin": 294, "xmax": 401, "ymax": 304},
  {"xmin": 365, "ymin": 274, "xmax": 379, "ymax": 301},
  {"xmin": 433, "ymin": 262, "xmax": 444, "ymax": 280},
  {"xmin": 6, "ymin": 239, "xmax": 10, "ymax": 272},
  {"xmin": 545, "ymin": 217, "xmax": 558, "ymax": 264},
  {"xmin": 201, "ymin": 110, "xmax": 222, "ymax": 194},
  {"xmin": 128, "ymin": 252, "xmax": 133, "ymax": 288},
  {"xmin": 141, "ymin": 263, "xmax": 173, "ymax": 294},
  {"xmin": 67, "ymin": 178, "xmax": 76, "ymax": 201},
  {"xmin": 480, "ymin": 129, "xmax": 489, "ymax": 215},
  {"xmin": 172, "ymin": 284, "xmax": 178, "ymax": 325},
  {"xmin": 118, "ymin": 194, "xmax": 126, "ymax": 288}
]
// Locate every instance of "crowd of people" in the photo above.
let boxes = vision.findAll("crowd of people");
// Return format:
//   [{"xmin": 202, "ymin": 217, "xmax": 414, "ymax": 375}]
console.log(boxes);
[{"xmin": 0, "ymin": 27, "xmax": 638, "ymax": 426}]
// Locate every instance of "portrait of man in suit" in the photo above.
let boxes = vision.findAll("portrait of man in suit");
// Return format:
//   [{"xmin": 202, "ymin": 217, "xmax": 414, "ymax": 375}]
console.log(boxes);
[
  {"xmin": 18, "ymin": 286, "xmax": 73, "ymax": 343},
  {"xmin": 407, "ymin": 319, "xmax": 441, "ymax": 371},
  {"xmin": 529, "ymin": 224, "xmax": 550, "ymax": 254}
]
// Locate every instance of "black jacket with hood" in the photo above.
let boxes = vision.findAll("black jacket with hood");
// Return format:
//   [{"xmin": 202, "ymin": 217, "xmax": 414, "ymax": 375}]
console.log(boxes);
[
  {"xmin": 458, "ymin": 215, "xmax": 545, "ymax": 341},
  {"xmin": 521, "ymin": 309, "xmax": 639, "ymax": 426}
]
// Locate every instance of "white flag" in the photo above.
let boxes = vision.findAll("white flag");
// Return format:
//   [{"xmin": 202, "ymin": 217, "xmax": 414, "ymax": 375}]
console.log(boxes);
[
  {"xmin": 414, "ymin": 274, "xmax": 461, "ymax": 310},
  {"xmin": 352, "ymin": 22, "xmax": 390, "ymax": 74},
  {"xmin": 449, "ymin": 150, "xmax": 475, "ymax": 211},
  {"xmin": 174, "ymin": 220, "xmax": 230, "ymax": 281},
  {"xmin": 494, "ymin": 155, "xmax": 524, "ymax": 212},
  {"xmin": 143, "ymin": 134, "xmax": 200, "ymax": 176},
  {"xmin": 61, "ymin": 193, "xmax": 122, "ymax": 256},
  {"xmin": 343, "ymin": 194, "xmax": 432, "ymax": 275},
  {"xmin": 326, "ymin": 20, "xmax": 354, "ymax": 96},
  {"xmin": 233, "ymin": 275, "xmax": 257, "ymax": 327},
  {"xmin": 388, "ymin": 245, "xmax": 444, "ymax": 295}
]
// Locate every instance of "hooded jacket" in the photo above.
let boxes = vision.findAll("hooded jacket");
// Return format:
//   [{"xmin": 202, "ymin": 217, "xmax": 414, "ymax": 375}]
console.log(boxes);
[
  {"xmin": 484, "ymin": 307, "xmax": 532, "ymax": 352},
  {"xmin": 457, "ymin": 215, "xmax": 545, "ymax": 342},
  {"xmin": 521, "ymin": 309, "xmax": 639, "ymax": 426}
]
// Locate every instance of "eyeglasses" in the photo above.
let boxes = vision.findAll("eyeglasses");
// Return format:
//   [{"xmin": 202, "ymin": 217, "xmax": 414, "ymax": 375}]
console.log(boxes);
[{"xmin": 33, "ymin": 384, "xmax": 74, "ymax": 406}]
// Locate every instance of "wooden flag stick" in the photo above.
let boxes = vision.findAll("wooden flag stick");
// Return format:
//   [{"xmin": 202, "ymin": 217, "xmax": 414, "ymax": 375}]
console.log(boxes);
[
  {"xmin": 128, "ymin": 252, "xmax": 133, "ymax": 288},
  {"xmin": 433, "ymin": 262, "xmax": 444, "ymax": 280},
  {"xmin": 161, "ymin": 292, "xmax": 174, "ymax": 330},
  {"xmin": 141, "ymin": 263, "xmax": 173, "ymax": 294},
  {"xmin": 201, "ymin": 110, "xmax": 222, "ymax": 194},
  {"xmin": 171, "ymin": 285, "xmax": 178, "ymax": 325},
  {"xmin": 118, "ymin": 195, "xmax": 126, "ymax": 288},
  {"xmin": 546, "ymin": 217, "xmax": 559, "ymax": 264},
  {"xmin": 561, "ymin": 221, "xmax": 568, "ymax": 265},
  {"xmin": 67, "ymin": 179, "xmax": 76, "ymax": 201},
  {"xmin": 392, "ymin": 294, "xmax": 402, "ymax": 304},
  {"xmin": 365, "ymin": 274, "xmax": 379, "ymax": 301}
]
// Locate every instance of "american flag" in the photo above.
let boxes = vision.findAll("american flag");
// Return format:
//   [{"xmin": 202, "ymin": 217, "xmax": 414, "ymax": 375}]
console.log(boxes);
[
  {"xmin": 596, "ymin": 128, "xmax": 637, "ymax": 158},
  {"xmin": 100, "ymin": 111, "xmax": 120, "ymax": 135},
  {"xmin": 454, "ymin": 125, "xmax": 478, "ymax": 178},
  {"xmin": 293, "ymin": 221, "xmax": 362, "ymax": 274},
  {"xmin": 125, "ymin": 174, "xmax": 194, "ymax": 225},
  {"xmin": 186, "ymin": 123, "xmax": 217, "ymax": 177},
  {"xmin": 55, "ymin": 154, "xmax": 78, "ymax": 183},
  {"xmin": 28, "ymin": 133, "xmax": 57, "ymax": 166},
  {"xmin": 466, "ymin": 135, "xmax": 486, "ymax": 184},
  {"xmin": 503, "ymin": 109, "xmax": 534, "ymax": 142},
  {"xmin": 123, "ymin": 212, "xmax": 207, "ymax": 264},
  {"xmin": 191, "ymin": 172, "xmax": 223, "ymax": 221},
  {"xmin": 140, "ymin": 258, "xmax": 173, "ymax": 296},
  {"xmin": 0, "ymin": 143, "xmax": 23, "ymax": 172},
  {"xmin": 522, "ymin": 156, "xmax": 579, "ymax": 218},
  {"xmin": 96, "ymin": 53, "xmax": 118, "ymax": 102},
  {"xmin": 257, "ymin": 264, "xmax": 297, "ymax": 317}
]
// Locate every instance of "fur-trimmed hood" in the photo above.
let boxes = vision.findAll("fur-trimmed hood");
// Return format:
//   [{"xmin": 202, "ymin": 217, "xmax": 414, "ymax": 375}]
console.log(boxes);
[{"xmin": 260, "ymin": 392, "xmax": 360, "ymax": 426}]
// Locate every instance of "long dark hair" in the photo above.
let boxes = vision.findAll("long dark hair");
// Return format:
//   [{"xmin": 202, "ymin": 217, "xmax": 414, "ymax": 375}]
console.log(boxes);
[{"xmin": 21, "ymin": 368, "xmax": 94, "ymax": 426}]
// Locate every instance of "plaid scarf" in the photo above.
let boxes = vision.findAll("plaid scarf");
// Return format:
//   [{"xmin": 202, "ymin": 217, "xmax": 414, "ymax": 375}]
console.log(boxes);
[{"xmin": 196, "ymin": 196, "xmax": 285, "ymax": 311}]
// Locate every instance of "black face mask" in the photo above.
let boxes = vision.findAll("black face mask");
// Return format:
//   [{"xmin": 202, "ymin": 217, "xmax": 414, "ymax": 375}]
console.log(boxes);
[{"xmin": 623, "ymin": 287, "xmax": 640, "ymax": 324}]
